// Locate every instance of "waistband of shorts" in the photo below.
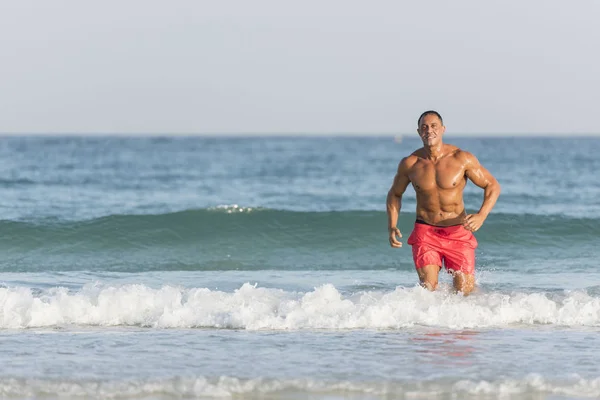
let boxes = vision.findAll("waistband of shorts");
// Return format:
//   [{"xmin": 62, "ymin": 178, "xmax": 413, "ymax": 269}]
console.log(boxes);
[{"xmin": 415, "ymin": 218, "xmax": 463, "ymax": 228}]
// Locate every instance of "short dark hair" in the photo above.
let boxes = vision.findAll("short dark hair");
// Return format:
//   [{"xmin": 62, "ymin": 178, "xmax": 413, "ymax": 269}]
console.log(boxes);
[{"xmin": 417, "ymin": 110, "xmax": 443, "ymax": 126}]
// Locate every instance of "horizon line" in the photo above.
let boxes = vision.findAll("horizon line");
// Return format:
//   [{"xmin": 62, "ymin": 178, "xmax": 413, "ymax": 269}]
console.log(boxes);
[{"xmin": 0, "ymin": 131, "xmax": 599, "ymax": 138}]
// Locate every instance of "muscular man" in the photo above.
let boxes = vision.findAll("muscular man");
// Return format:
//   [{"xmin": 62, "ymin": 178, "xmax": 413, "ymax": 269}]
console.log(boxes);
[{"xmin": 386, "ymin": 111, "xmax": 500, "ymax": 295}]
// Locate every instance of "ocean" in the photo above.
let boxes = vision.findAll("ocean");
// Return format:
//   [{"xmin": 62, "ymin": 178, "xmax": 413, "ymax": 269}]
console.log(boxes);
[{"xmin": 1, "ymin": 135, "xmax": 599, "ymax": 399}]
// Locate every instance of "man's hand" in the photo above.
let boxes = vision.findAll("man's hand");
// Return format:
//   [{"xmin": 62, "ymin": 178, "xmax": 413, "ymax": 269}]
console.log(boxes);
[
  {"xmin": 463, "ymin": 213, "xmax": 486, "ymax": 232},
  {"xmin": 389, "ymin": 227, "xmax": 402, "ymax": 248}
]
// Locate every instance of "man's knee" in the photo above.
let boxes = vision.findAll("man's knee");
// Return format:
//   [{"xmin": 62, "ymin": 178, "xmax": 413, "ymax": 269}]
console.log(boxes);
[
  {"xmin": 453, "ymin": 271, "xmax": 475, "ymax": 295},
  {"xmin": 420, "ymin": 280, "xmax": 438, "ymax": 291}
]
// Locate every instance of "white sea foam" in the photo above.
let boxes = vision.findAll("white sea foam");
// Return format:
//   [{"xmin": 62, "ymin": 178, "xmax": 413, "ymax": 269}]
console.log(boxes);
[
  {"xmin": 1, "ymin": 283, "xmax": 600, "ymax": 330},
  {"xmin": 1, "ymin": 374, "xmax": 600, "ymax": 399},
  {"xmin": 212, "ymin": 204, "xmax": 255, "ymax": 213}
]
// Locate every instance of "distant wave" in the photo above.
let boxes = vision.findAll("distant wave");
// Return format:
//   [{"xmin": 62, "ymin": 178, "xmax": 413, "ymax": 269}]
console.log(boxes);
[
  {"xmin": 1, "ymin": 283, "xmax": 600, "ymax": 330},
  {"xmin": 0, "ymin": 178, "xmax": 36, "ymax": 186},
  {"xmin": 1, "ymin": 208, "xmax": 598, "ymax": 252}
]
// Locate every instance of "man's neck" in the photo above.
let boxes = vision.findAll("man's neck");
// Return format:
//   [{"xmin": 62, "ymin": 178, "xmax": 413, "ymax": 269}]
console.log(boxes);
[{"xmin": 424, "ymin": 143, "xmax": 445, "ymax": 162}]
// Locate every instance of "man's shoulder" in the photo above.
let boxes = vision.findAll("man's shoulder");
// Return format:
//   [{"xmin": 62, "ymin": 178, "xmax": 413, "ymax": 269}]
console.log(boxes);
[
  {"xmin": 401, "ymin": 149, "xmax": 424, "ymax": 165},
  {"xmin": 446, "ymin": 145, "xmax": 480, "ymax": 168},
  {"xmin": 394, "ymin": 151, "xmax": 420, "ymax": 174},
  {"xmin": 446, "ymin": 145, "xmax": 475, "ymax": 160}
]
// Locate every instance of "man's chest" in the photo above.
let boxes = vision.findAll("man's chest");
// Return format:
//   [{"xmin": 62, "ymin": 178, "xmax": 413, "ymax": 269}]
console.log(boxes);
[{"xmin": 409, "ymin": 160, "xmax": 466, "ymax": 191}]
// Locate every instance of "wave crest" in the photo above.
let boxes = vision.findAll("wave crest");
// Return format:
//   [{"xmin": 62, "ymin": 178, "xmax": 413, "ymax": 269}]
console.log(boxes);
[{"xmin": 1, "ymin": 284, "xmax": 600, "ymax": 330}]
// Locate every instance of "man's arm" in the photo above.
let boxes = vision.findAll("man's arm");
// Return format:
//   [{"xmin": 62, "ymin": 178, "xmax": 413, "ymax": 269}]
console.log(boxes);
[
  {"xmin": 387, "ymin": 158, "xmax": 411, "ymax": 247},
  {"xmin": 463, "ymin": 152, "xmax": 501, "ymax": 232}
]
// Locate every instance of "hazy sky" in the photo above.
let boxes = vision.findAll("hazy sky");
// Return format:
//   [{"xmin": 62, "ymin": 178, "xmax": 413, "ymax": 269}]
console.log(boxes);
[{"xmin": 1, "ymin": 0, "xmax": 598, "ymax": 135}]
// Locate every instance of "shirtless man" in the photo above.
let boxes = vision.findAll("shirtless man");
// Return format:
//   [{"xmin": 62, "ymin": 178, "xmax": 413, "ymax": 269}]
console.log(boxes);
[{"xmin": 386, "ymin": 111, "xmax": 501, "ymax": 295}]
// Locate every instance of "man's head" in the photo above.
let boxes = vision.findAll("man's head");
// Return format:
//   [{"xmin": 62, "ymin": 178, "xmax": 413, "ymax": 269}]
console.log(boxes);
[{"xmin": 417, "ymin": 110, "xmax": 445, "ymax": 147}]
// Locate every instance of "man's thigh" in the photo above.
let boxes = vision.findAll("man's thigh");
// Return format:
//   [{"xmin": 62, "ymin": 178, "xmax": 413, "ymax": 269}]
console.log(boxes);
[{"xmin": 443, "ymin": 246, "xmax": 476, "ymax": 275}]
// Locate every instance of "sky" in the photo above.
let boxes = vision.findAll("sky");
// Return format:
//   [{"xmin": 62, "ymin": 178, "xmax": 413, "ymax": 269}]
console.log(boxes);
[{"xmin": 0, "ymin": 0, "xmax": 599, "ymax": 136}]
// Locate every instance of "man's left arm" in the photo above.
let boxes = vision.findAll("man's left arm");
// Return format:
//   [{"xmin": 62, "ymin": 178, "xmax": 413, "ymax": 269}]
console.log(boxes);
[{"xmin": 462, "ymin": 152, "xmax": 501, "ymax": 232}]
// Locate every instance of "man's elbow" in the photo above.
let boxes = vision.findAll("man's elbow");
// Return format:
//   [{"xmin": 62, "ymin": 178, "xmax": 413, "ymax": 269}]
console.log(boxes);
[
  {"xmin": 491, "ymin": 178, "xmax": 501, "ymax": 196},
  {"xmin": 386, "ymin": 189, "xmax": 395, "ymax": 203},
  {"xmin": 387, "ymin": 189, "xmax": 402, "ymax": 203}
]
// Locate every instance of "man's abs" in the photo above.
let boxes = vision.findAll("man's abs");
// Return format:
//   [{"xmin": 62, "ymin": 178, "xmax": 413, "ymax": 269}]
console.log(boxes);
[{"xmin": 413, "ymin": 188, "xmax": 467, "ymax": 226}]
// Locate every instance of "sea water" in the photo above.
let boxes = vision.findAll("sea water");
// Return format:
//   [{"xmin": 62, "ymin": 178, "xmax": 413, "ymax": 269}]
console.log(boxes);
[{"xmin": 1, "ymin": 136, "xmax": 599, "ymax": 399}]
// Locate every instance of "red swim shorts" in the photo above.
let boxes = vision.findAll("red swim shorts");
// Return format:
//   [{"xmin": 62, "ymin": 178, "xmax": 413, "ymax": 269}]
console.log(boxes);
[{"xmin": 406, "ymin": 221, "xmax": 478, "ymax": 275}]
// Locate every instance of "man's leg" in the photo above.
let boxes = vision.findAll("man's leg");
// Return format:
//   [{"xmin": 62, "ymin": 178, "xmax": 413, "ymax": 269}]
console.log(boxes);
[
  {"xmin": 417, "ymin": 265, "xmax": 441, "ymax": 291},
  {"xmin": 452, "ymin": 271, "xmax": 475, "ymax": 295},
  {"xmin": 443, "ymin": 231, "xmax": 477, "ymax": 295}
]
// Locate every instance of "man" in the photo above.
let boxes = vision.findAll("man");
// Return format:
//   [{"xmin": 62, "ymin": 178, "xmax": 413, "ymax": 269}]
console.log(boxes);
[{"xmin": 386, "ymin": 111, "xmax": 500, "ymax": 295}]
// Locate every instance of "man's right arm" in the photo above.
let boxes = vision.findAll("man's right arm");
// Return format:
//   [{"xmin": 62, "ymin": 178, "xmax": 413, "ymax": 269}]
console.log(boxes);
[{"xmin": 386, "ymin": 158, "xmax": 411, "ymax": 248}]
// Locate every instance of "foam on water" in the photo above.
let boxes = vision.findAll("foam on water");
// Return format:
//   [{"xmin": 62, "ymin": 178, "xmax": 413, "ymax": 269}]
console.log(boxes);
[
  {"xmin": 1, "ymin": 283, "xmax": 600, "ymax": 329},
  {"xmin": 1, "ymin": 374, "xmax": 600, "ymax": 399}
]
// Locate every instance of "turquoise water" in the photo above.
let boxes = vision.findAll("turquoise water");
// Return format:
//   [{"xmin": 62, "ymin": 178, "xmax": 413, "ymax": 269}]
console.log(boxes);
[{"xmin": 1, "ymin": 136, "xmax": 600, "ymax": 399}]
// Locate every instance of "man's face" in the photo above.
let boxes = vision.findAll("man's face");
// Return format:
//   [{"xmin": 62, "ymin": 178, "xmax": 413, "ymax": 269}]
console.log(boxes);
[{"xmin": 417, "ymin": 114, "xmax": 445, "ymax": 147}]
